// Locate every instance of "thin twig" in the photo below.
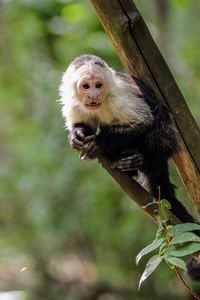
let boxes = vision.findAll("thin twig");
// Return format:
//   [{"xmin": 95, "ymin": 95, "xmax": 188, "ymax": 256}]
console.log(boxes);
[{"xmin": 175, "ymin": 267, "xmax": 200, "ymax": 300}]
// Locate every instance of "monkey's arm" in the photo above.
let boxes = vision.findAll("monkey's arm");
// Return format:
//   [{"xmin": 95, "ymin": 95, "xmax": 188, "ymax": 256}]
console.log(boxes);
[
  {"xmin": 96, "ymin": 122, "xmax": 148, "ymax": 151},
  {"xmin": 79, "ymin": 121, "xmax": 150, "ymax": 163}
]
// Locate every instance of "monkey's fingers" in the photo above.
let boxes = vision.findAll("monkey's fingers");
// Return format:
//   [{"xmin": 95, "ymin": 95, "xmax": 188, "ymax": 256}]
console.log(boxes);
[
  {"xmin": 111, "ymin": 154, "xmax": 143, "ymax": 171},
  {"xmin": 76, "ymin": 129, "xmax": 85, "ymax": 140},
  {"xmin": 83, "ymin": 134, "xmax": 96, "ymax": 143},
  {"xmin": 70, "ymin": 133, "xmax": 85, "ymax": 150},
  {"xmin": 80, "ymin": 141, "xmax": 98, "ymax": 160}
]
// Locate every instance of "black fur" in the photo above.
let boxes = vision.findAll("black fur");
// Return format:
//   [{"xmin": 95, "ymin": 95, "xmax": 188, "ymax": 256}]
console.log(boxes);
[{"xmin": 187, "ymin": 257, "xmax": 200, "ymax": 281}]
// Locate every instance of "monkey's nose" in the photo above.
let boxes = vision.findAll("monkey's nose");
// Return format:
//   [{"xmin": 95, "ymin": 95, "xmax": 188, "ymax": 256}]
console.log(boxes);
[{"xmin": 88, "ymin": 95, "xmax": 98, "ymax": 100}]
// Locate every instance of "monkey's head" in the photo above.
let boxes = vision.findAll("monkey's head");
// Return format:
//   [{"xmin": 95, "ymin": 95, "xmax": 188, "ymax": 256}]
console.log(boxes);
[{"xmin": 60, "ymin": 55, "xmax": 114, "ymax": 112}]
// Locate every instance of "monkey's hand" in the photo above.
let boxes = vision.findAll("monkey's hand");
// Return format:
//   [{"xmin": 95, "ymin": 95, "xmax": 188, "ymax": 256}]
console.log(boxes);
[
  {"xmin": 111, "ymin": 153, "xmax": 143, "ymax": 172},
  {"xmin": 69, "ymin": 124, "xmax": 95, "ymax": 151},
  {"xmin": 80, "ymin": 135, "xmax": 98, "ymax": 160},
  {"xmin": 69, "ymin": 127, "xmax": 86, "ymax": 151}
]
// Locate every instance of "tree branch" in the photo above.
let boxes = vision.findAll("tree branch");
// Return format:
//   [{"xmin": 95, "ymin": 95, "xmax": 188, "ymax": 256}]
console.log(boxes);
[
  {"xmin": 99, "ymin": 157, "xmax": 156, "ymax": 221},
  {"xmin": 99, "ymin": 156, "xmax": 183, "ymax": 225}
]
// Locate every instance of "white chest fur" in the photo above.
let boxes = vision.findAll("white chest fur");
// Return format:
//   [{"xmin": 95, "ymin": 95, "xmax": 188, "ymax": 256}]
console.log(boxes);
[{"xmin": 59, "ymin": 69, "xmax": 153, "ymax": 131}]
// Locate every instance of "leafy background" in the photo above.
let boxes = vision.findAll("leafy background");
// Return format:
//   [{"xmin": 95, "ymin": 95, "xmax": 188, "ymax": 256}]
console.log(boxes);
[{"xmin": 0, "ymin": 0, "xmax": 200, "ymax": 299}]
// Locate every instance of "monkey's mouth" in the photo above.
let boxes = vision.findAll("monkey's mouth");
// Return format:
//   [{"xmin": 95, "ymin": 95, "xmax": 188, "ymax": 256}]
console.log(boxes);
[{"xmin": 85, "ymin": 102, "xmax": 101, "ymax": 110}]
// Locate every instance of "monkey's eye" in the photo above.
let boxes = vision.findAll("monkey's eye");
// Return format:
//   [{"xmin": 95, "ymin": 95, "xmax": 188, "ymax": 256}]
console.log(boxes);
[
  {"xmin": 95, "ymin": 83, "xmax": 103, "ymax": 89},
  {"xmin": 82, "ymin": 83, "xmax": 90, "ymax": 90}
]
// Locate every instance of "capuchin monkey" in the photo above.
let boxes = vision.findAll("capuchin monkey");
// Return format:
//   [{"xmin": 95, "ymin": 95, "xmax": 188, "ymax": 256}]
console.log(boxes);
[
  {"xmin": 59, "ymin": 54, "xmax": 200, "ymax": 280},
  {"xmin": 59, "ymin": 54, "xmax": 196, "ymax": 223}
]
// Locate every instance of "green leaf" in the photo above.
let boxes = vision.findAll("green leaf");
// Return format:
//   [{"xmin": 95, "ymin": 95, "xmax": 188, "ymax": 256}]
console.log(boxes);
[
  {"xmin": 159, "ymin": 199, "xmax": 171, "ymax": 221},
  {"xmin": 168, "ymin": 223, "xmax": 200, "ymax": 235},
  {"xmin": 170, "ymin": 232, "xmax": 200, "ymax": 245},
  {"xmin": 145, "ymin": 254, "xmax": 163, "ymax": 266},
  {"xmin": 166, "ymin": 257, "xmax": 187, "ymax": 271},
  {"xmin": 170, "ymin": 242, "xmax": 200, "ymax": 257},
  {"xmin": 138, "ymin": 255, "xmax": 163, "ymax": 290},
  {"xmin": 136, "ymin": 238, "xmax": 164, "ymax": 265}
]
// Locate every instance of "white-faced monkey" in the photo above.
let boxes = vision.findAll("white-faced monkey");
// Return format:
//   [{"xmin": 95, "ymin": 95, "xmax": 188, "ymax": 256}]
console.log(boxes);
[
  {"xmin": 59, "ymin": 54, "xmax": 197, "ymax": 223},
  {"xmin": 59, "ymin": 54, "xmax": 200, "ymax": 280}
]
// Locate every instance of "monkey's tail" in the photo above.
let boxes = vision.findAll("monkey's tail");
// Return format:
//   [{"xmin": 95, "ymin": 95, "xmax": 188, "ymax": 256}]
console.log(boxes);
[
  {"xmin": 144, "ymin": 165, "xmax": 196, "ymax": 223},
  {"xmin": 144, "ymin": 165, "xmax": 200, "ymax": 281}
]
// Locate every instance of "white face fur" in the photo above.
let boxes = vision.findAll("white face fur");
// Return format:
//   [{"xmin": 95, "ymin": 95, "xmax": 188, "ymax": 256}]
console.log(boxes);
[{"xmin": 59, "ymin": 56, "xmax": 153, "ymax": 131}]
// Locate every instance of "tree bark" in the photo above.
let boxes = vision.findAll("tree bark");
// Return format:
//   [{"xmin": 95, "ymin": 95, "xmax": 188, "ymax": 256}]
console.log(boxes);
[
  {"xmin": 91, "ymin": 0, "xmax": 200, "ymax": 215},
  {"xmin": 99, "ymin": 158, "xmax": 157, "ymax": 222}
]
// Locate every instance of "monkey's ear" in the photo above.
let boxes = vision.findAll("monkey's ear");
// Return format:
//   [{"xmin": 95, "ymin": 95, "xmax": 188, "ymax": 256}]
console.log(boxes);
[
  {"xmin": 115, "ymin": 72, "xmax": 143, "ymax": 97},
  {"xmin": 129, "ymin": 77, "xmax": 143, "ymax": 97}
]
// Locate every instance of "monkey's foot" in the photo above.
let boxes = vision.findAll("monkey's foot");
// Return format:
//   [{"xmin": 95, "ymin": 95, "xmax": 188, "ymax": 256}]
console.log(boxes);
[
  {"xmin": 80, "ymin": 140, "xmax": 98, "ymax": 160},
  {"xmin": 111, "ymin": 154, "xmax": 143, "ymax": 172}
]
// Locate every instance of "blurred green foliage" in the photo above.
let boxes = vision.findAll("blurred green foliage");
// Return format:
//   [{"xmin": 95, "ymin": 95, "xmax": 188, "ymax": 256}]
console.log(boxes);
[{"xmin": 0, "ymin": 0, "xmax": 200, "ymax": 299}]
